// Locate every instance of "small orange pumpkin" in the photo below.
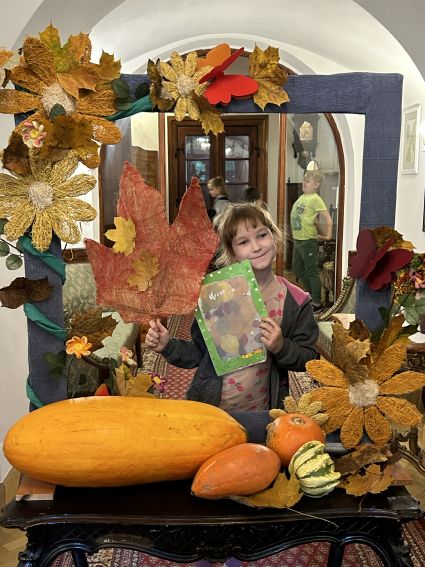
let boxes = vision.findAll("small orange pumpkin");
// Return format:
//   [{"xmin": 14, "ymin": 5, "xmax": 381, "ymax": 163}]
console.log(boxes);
[
  {"xmin": 266, "ymin": 413, "xmax": 326, "ymax": 467},
  {"xmin": 191, "ymin": 443, "xmax": 281, "ymax": 499}
]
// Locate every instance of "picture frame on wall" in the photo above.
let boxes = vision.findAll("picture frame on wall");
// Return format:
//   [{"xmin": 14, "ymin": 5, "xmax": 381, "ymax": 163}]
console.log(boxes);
[{"xmin": 401, "ymin": 103, "xmax": 421, "ymax": 174}]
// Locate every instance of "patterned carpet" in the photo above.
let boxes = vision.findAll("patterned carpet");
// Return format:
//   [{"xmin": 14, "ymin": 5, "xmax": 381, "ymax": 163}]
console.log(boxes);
[{"xmin": 52, "ymin": 314, "xmax": 425, "ymax": 567}]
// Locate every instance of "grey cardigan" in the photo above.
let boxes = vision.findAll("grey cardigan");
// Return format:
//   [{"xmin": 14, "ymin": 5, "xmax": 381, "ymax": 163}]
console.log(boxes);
[{"xmin": 161, "ymin": 277, "xmax": 319, "ymax": 409}]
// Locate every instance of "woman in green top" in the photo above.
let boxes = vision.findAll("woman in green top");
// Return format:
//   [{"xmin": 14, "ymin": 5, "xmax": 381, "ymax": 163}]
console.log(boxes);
[{"xmin": 290, "ymin": 170, "xmax": 333, "ymax": 311}]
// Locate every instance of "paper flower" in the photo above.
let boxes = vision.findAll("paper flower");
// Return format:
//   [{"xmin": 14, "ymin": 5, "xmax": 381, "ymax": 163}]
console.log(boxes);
[
  {"xmin": 0, "ymin": 151, "xmax": 97, "ymax": 251},
  {"xmin": 0, "ymin": 25, "xmax": 121, "ymax": 168},
  {"xmin": 349, "ymin": 227, "xmax": 414, "ymax": 290},
  {"xmin": 66, "ymin": 336, "xmax": 92, "ymax": 359},
  {"xmin": 306, "ymin": 322, "xmax": 425, "ymax": 449},
  {"xmin": 151, "ymin": 373, "xmax": 167, "ymax": 394},
  {"xmin": 85, "ymin": 162, "xmax": 219, "ymax": 323},
  {"xmin": 0, "ymin": 48, "xmax": 20, "ymax": 86},
  {"xmin": 120, "ymin": 346, "xmax": 137, "ymax": 366},
  {"xmin": 21, "ymin": 120, "xmax": 47, "ymax": 149}
]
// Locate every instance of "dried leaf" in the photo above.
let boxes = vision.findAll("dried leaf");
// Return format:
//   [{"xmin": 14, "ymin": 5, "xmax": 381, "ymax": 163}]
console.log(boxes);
[
  {"xmin": 57, "ymin": 67, "xmax": 99, "ymax": 99},
  {"xmin": 348, "ymin": 319, "xmax": 371, "ymax": 341},
  {"xmin": 269, "ymin": 409, "xmax": 287, "ymax": 420},
  {"xmin": 68, "ymin": 307, "xmax": 118, "ymax": 351},
  {"xmin": 2, "ymin": 131, "xmax": 30, "ymax": 175},
  {"xmin": 371, "ymin": 314, "xmax": 405, "ymax": 359},
  {"xmin": 0, "ymin": 277, "xmax": 53, "ymax": 308},
  {"xmin": 128, "ymin": 251, "xmax": 160, "ymax": 291},
  {"xmin": 115, "ymin": 365, "xmax": 155, "ymax": 397},
  {"xmin": 105, "ymin": 216, "xmax": 136, "ymax": 256},
  {"xmin": 249, "ymin": 45, "xmax": 289, "ymax": 110},
  {"xmin": 193, "ymin": 93, "xmax": 224, "ymax": 135},
  {"xmin": 230, "ymin": 472, "xmax": 302, "ymax": 509},
  {"xmin": 334, "ymin": 444, "xmax": 388, "ymax": 476},
  {"xmin": 340, "ymin": 463, "xmax": 394, "ymax": 496},
  {"xmin": 373, "ymin": 227, "xmax": 414, "ymax": 251}
]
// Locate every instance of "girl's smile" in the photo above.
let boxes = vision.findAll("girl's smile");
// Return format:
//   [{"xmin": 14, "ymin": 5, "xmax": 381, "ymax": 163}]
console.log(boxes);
[{"xmin": 231, "ymin": 221, "xmax": 276, "ymax": 272}]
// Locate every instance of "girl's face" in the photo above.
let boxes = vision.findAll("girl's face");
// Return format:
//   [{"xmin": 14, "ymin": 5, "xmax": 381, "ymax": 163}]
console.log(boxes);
[
  {"xmin": 231, "ymin": 220, "xmax": 276, "ymax": 272},
  {"xmin": 208, "ymin": 184, "xmax": 220, "ymax": 197}
]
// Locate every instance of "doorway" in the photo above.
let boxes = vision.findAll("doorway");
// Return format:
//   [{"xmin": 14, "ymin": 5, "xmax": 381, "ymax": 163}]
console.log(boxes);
[{"xmin": 167, "ymin": 115, "xmax": 268, "ymax": 222}]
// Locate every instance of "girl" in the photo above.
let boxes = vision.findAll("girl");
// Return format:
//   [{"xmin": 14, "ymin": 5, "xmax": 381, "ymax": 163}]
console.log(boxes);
[
  {"xmin": 146, "ymin": 202, "xmax": 319, "ymax": 410},
  {"xmin": 207, "ymin": 176, "xmax": 230, "ymax": 218}
]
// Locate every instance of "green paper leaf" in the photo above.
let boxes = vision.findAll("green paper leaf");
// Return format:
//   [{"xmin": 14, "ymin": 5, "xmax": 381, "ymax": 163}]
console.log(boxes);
[
  {"xmin": 0, "ymin": 240, "xmax": 10, "ymax": 256},
  {"xmin": 135, "ymin": 82, "xmax": 150, "ymax": 99},
  {"xmin": 111, "ymin": 78, "xmax": 130, "ymax": 100},
  {"xmin": 0, "ymin": 218, "xmax": 7, "ymax": 235},
  {"xmin": 6, "ymin": 254, "xmax": 23, "ymax": 270},
  {"xmin": 49, "ymin": 103, "xmax": 67, "ymax": 121}
]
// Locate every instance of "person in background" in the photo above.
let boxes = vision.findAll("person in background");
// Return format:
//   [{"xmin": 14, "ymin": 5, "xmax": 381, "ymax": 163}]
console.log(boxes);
[
  {"xmin": 207, "ymin": 176, "xmax": 230, "ymax": 218},
  {"xmin": 146, "ymin": 202, "xmax": 319, "ymax": 412},
  {"xmin": 244, "ymin": 185, "xmax": 261, "ymax": 202},
  {"xmin": 290, "ymin": 170, "xmax": 333, "ymax": 311}
]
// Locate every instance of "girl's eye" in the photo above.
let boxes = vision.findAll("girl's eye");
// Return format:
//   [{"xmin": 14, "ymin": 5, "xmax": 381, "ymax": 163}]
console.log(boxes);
[{"xmin": 258, "ymin": 232, "xmax": 267, "ymax": 238}]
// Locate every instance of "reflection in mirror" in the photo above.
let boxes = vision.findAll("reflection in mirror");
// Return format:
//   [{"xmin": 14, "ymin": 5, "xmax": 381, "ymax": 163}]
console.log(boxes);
[
  {"xmin": 283, "ymin": 113, "xmax": 342, "ymax": 310},
  {"xmin": 97, "ymin": 111, "xmax": 344, "ymax": 310}
]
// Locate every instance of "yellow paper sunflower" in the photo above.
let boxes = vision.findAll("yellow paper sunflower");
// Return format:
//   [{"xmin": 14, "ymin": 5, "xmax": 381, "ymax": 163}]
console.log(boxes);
[
  {"xmin": 0, "ymin": 25, "xmax": 121, "ymax": 168},
  {"xmin": 0, "ymin": 150, "xmax": 97, "ymax": 252},
  {"xmin": 159, "ymin": 51, "xmax": 212, "ymax": 121},
  {"xmin": 306, "ymin": 322, "xmax": 425, "ymax": 449}
]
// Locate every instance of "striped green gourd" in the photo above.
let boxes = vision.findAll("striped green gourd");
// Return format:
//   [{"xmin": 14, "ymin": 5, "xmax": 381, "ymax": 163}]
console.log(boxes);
[{"xmin": 288, "ymin": 440, "xmax": 341, "ymax": 498}]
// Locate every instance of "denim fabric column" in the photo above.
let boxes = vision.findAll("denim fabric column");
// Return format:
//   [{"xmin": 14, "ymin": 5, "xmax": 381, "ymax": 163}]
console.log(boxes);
[{"xmin": 24, "ymin": 236, "xmax": 67, "ymax": 408}]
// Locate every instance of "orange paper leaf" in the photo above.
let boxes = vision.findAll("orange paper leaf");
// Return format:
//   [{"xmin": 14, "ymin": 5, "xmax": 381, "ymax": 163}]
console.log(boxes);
[{"xmin": 85, "ymin": 163, "xmax": 219, "ymax": 323}]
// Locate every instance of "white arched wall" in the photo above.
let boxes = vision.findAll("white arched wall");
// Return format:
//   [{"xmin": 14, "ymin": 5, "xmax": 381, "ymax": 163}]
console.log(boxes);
[{"xmin": 1, "ymin": 0, "xmax": 424, "ymax": 481}]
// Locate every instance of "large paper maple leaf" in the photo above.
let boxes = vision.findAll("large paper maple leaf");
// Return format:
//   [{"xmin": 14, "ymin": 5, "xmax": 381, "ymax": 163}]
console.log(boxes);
[{"xmin": 85, "ymin": 162, "xmax": 219, "ymax": 323}]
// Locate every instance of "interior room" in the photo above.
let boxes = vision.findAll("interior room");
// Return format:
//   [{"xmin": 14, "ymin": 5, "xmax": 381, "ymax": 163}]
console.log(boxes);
[{"xmin": 1, "ymin": 1, "xmax": 425, "ymax": 566}]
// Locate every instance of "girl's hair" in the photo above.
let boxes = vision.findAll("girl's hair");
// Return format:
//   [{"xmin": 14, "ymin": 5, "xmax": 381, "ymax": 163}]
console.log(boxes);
[
  {"xmin": 208, "ymin": 176, "xmax": 229, "ymax": 198},
  {"xmin": 214, "ymin": 202, "xmax": 284, "ymax": 267}
]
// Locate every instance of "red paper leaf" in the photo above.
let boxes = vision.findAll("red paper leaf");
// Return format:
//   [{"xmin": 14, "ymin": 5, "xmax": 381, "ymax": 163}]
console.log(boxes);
[
  {"xmin": 200, "ymin": 47, "xmax": 245, "ymax": 83},
  {"xmin": 85, "ymin": 163, "xmax": 219, "ymax": 323},
  {"xmin": 203, "ymin": 73, "xmax": 259, "ymax": 105}
]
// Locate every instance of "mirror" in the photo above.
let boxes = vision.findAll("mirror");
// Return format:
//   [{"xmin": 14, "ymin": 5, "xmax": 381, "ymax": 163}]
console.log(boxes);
[{"xmin": 97, "ymin": 110, "xmax": 344, "ymax": 311}]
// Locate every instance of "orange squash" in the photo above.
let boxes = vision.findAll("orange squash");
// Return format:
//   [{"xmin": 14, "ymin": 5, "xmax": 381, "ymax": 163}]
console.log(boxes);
[
  {"xmin": 3, "ymin": 397, "xmax": 247, "ymax": 487},
  {"xmin": 191, "ymin": 442, "xmax": 281, "ymax": 499},
  {"xmin": 266, "ymin": 413, "xmax": 326, "ymax": 467}
]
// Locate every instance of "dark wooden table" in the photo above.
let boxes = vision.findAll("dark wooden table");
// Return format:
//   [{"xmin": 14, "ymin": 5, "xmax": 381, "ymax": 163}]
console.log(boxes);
[{"xmin": 1, "ymin": 481, "xmax": 423, "ymax": 567}]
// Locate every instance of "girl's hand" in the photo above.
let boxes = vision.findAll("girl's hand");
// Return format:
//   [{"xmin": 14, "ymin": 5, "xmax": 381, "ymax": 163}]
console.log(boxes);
[
  {"xmin": 145, "ymin": 318, "xmax": 170, "ymax": 353},
  {"xmin": 259, "ymin": 317, "xmax": 284, "ymax": 354}
]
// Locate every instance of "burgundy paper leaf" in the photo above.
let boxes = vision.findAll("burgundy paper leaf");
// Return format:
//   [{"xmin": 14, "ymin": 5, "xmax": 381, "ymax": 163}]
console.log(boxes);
[
  {"xmin": 85, "ymin": 162, "xmax": 219, "ymax": 323},
  {"xmin": 367, "ymin": 248, "xmax": 414, "ymax": 290}
]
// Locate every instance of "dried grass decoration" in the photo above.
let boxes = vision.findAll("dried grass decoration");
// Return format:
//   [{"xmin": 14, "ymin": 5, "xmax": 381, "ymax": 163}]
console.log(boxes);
[
  {"xmin": 0, "ymin": 150, "xmax": 96, "ymax": 251},
  {"xmin": 85, "ymin": 162, "xmax": 219, "ymax": 324},
  {"xmin": 306, "ymin": 319, "xmax": 425, "ymax": 449},
  {"xmin": 0, "ymin": 24, "xmax": 122, "ymax": 170}
]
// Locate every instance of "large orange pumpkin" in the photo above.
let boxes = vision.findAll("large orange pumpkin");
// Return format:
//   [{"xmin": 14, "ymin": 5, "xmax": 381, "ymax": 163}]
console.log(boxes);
[
  {"xmin": 266, "ymin": 413, "xmax": 326, "ymax": 467},
  {"xmin": 191, "ymin": 442, "xmax": 281, "ymax": 499}
]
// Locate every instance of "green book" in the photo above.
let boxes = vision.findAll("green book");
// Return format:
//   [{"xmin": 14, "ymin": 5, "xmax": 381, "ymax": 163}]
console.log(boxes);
[{"xmin": 195, "ymin": 260, "xmax": 268, "ymax": 375}]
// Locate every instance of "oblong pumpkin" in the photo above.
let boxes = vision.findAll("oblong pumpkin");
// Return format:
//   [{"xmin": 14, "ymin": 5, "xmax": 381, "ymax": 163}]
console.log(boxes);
[
  {"xmin": 191, "ymin": 443, "xmax": 281, "ymax": 499},
  {"xmin": 4, "ymin": 397, "xmax": 247, "ymax": 487}
]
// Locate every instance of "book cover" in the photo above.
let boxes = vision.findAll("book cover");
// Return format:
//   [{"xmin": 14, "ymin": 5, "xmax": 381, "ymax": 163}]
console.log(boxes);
[{"xmin": 195, "ymin": 260, "xmax": 268, "ymax": 375}]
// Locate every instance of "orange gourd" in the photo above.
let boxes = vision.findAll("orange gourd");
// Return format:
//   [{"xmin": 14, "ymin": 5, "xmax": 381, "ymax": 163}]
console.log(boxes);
[
  {"xmin": 266, "ymin": 413, "xmax": 326, "ymax": 467},
  {"xmin": 191, "ymin": 442, "xmax": 281, "ymax": 499},
  {"xmin": 3, "ymin": 397, "xmax": 247, "ymax": 487}
]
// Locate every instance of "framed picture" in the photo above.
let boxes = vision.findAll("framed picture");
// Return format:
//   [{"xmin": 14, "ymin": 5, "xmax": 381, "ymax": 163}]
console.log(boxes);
[{"xmin": 401, "ymin": 104, "xmax": 421, "ymax": 174}]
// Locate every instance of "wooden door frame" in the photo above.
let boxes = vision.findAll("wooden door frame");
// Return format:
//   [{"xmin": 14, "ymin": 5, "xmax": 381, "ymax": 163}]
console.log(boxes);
[{"xmin": 277, "ymin": 113, "xmax": 345, "ymax": 297}]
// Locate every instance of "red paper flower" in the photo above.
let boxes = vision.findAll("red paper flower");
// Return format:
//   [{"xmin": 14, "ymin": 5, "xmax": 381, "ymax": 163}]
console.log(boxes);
[
  {"xmin": 349, "ymin": 228, "xmax": 413, "ymax": 290},
  {"xmin": 85, "ymin": 162, "xmax": 219, "ymax": 323},
  {"xmin": 199, "ymin": 45, "xmax": 259, "ymax": 105}
]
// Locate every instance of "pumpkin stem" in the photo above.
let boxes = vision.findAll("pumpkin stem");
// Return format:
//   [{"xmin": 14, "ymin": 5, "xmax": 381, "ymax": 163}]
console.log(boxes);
[{"xmin": 291, "ymin": 416, "xmax": 307, "ymax": 426}]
